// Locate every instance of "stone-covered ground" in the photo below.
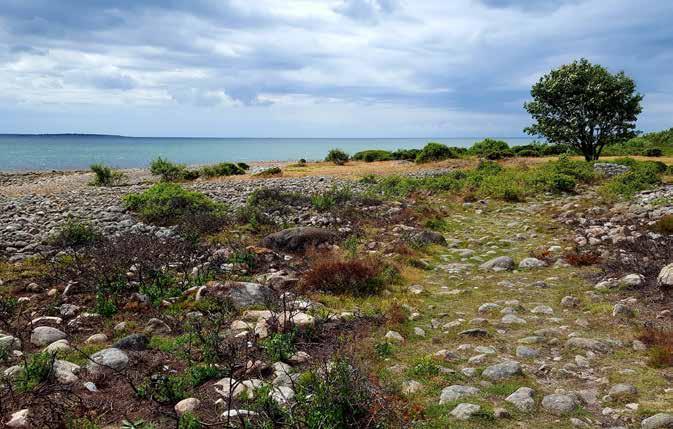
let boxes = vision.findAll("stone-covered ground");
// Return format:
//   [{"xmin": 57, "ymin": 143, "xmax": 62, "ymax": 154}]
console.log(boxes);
[{"xmin": 1, "ymin": 162, "xmax": 673, "ymax": 428}]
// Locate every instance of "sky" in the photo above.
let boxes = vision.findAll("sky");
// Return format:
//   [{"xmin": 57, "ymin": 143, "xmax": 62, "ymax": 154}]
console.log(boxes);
[{"xmin": 0, "ymin": 0, "xmax": 671, "ymax": 138}]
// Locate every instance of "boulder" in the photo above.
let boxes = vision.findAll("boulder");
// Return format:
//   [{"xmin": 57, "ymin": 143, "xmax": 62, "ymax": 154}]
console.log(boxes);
[
  {"xmin": 113, "ymin": 334, "xmax": 149, "ymax": 351},
  {"xmin": 641, "ymin": 413, "xmax": 673, "ymax": 429},
  {"xmin": 408, "ymin": 230, "xmax": 447, "ymax": 246},
  {"xmin": 261, "ymin": 227, "xmax": 336, "ymax": 252},
  {"xmin": 6, "ymin": 409, "xmax": 29, "ymax": 428},
  {"xmin": 201, "ymin": 281, "xmax": 273, "ymax": 308},
  {"xmin": 479, "ymin": 256, "xmax": 515, "ymax": 272},
  {"xmin": 565, "ymin": 337, "xmax": 610, "ymax": 353},
  {"xmin": 87, "ymin": 348, "xmax": 129, "ymax": 373},
  {"xmin": 519, "ymin": 257, "xmax": 546, "ymax": 269},
  {"xmin": 541, "ymin": 394, "xmax": 577, "ymax": 416},
  {"xmin": 450, "ymin": 403, "xmax": 481, "ymax": 420},
  {"xmin": 175, "ymin": 398, "xmax": 200, "ymax": 416},
  {"xmin": 482, "ymin": 361, "xmax": 522, "ymax": 381},
  {"xmin": 657, "ymin": 264, "xmax": 673, "ymax": 288},
  {"xmin": 144, "ymin": 318, "xmax": 172, "ymax": 335},
  {"xmin": 607, "ymin": 383, "xmax": 637, "ymax": 400},
  {"xmin": 439, "ymin": 385, "xmax": 480, "ymax": 404},
  {"xmin": 505, "ymin": 387, "xmax": 535, "ymax": 412},
  {"xmin": 30, "ymin": 326, "xmax": 66, "ymax": 347}
]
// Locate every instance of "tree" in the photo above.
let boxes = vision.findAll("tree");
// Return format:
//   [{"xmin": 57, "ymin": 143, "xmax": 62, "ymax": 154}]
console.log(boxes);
[{"xmin": 524, "ymin": 58, "xmax": 643, "ymax": 161}]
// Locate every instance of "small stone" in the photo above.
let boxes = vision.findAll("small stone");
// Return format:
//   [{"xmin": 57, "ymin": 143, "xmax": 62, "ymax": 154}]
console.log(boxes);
[
  {"xmin": 494, "ymin": 407, "xmax": 510, "ymax": 418},
  {"xmin": 501, "ymin": 314, "xmax": 527, "ymax": 325},
  {"xmin": 570, "ymin": 417, "xmax": 590, "ymax": 428},
  {"xmin": 516, "ymin": 346, "xmax": 538, "ymax": 358},
  {"xmin": 479, "ymin": 256, "xmax": 515, "ymax": 272},
  {"xmin": 401, "ymin": 380, "xmax": 422, "ymax": 395},
  {"xmin": 83, "ymin": 381, "xmax": 98, "ymax": 392},
  {"xmin": 385, "ymin": 331, "xmax": 404, "ymax": 342},
  {"xmin": 612, "ymin": 303, "xmax": 635, "ymax": 318},
  {"xmin": 505, "ymin": 387, "xmax": 535, "ymax": 412},
  {"xmin": 450, "ymin": 403, "xmax": 481, "ymax": 420},
  {"xmin": 642, "ymin": 413, "xmax": 673, "ymax": 429},
  {"xmin": 87, "ymin": 348, "xmax": 129, "ymax": 373},
  {"xmin": 144, "ymin": 318, "xmax": 171, "ymax": 335},
  {"xmin": 439, "ymin": 385, "xmax": 480, "ymax": 404},
  {"xmin": 113, "ymin": 334, "xmax": 149, "ymax": 351},
  {"xmin": 482, "ymin": 361, "xmax": 522, "ymax": 381},
  {"xmin": 519, "ymin": 257, "xmax": 546, "ymax": 268},
  {"xmin": 531, "ymin": 305, "xmax": 554, "ymax": 315},
  {"xmin": 619, "ymin": 273, "xmax": 644, "ymax": 287},
  {"xmin": 288, "ymin": 351, "xmax": 311, "ymax": 364},
  {"xmin": 414, "ymin": 327, "xmax": 426, "ymax": 337},
  {"xmin": 6, "ymin": 409, "xmax": 29, "ymax": 428},
  {"xmin": 561, "ymin": 296, "xmax": 580, "ymax": 308},
  {"xmin": 30, "ymin": 326, "xmax": 66, "ymax": 347},
  {"xmin": 175, "ymin": 398, "xmax": 200, "ymax": 416},
  {"xmin": 85, "ymin": 333, "xmax": 108, "ymax": 344},
  {"xmin": 608, "ymin": 383, "xmax": 637, "ymax": 400},
  {"xmin": 541, "ymin": 394, "xmax": 577, "ymax": 416}
]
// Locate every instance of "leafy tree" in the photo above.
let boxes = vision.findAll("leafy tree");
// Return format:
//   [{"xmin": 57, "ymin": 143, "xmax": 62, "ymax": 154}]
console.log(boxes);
[{"xmin": 524, "ymin": 58, "xmax": 643, "ymax": 161}]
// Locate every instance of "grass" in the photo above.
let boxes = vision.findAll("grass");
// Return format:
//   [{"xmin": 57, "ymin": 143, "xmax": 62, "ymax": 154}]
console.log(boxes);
[
  {"xmin": 49, "ymin": 217, "xmax": 101, "ymax": 247},
  {"xmin": 300, "ymin": 255, "xmax": 394, "ymax": 296}
]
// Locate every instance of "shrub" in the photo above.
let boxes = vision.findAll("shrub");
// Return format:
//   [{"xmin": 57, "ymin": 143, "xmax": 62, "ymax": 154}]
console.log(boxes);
[
  {"xmin": 600, "ymin": 161, "xmax": 662, "ymax": 199},
  {"xmin": 262, "ymin": 332, "xmax": 296, "ymax": 362},
  {"xmin": 49, "ymin": 217, "xmax": 100, "ymax": 247},
  {"xmin": 644, "ymin": 147, "xmax": 663, "ymax": 157},
  {"xmin": 352, "ymin": 150, "xmax": 393, "ymax": 162},
  {"xmin": 415, "ymin": 142, "xmax": 457, "ymax": 163},
  {"xmin": 325, "ymin": 149, "xmax": 350, "ymax": 165},
  {"xmin": 123, "ymin": 183, "xmax": 226, "ymax": 225},
  {"xmin": 90, "ymin": 163, "xmax": 125, "ymax": 186},
  {"xmin": 15, "ymin": 351, "xmax": 55, "ymax": 392},
  {"xmin": 515, "ymin": 148, "xmax": 541, "ymax": 157},
  {"xmin": 200, "ymin": 162, "xmax": 246, "ymax": 178},
  {"xmin": 652, "ymin": 215, "xmax": 673, "ymax": 234},
  {"xmin": 311, "ymin": 185, "xmax": 353, "ymax": 212},
  {"xmin": 391, "ymin": 148, "xmax": 421, "ymax": 161},
  {"xmin": 563, "ymin": 251, "xmax": 601, "ymax": 266},
  {"xmin": 638, "ymin": 326, "xmax": 673, "ymax": 368},
  {"xmin": 150, "ymin": 157, "xmax": 191, "ymax": 182},
  {"xmin": 253, "ymin": 166, "xmax": 282, "ymax": 177},
  {"xmin": 470, "ymin": 138, "xmax": 512, "ymax": 159},
  {"xmin": 301, "ymin": 256, "xmax": 390, "ymax": 296}
]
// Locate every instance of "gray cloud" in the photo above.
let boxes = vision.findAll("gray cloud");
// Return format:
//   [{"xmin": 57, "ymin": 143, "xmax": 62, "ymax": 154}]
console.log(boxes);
[{"xmin": 0, "ymin": 0, "xmax": 671, "ymax": 136}]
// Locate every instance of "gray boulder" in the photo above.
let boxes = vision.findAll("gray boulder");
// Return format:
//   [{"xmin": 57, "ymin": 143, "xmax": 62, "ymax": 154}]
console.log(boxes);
[
  {"xmin": 261, "ymin": 227, "xmax": 336, "ymax": 252},
  {"xmin": 541, "ymin": 394, "xmax": 577, "ymax": 416},
  {"xmin": 439, "ymin": 385, "xmax": 480, "ymax": 404},
  {"xmin": 408, "ymin": 230, "xmax": 447, "ymax": 246},
  {"xmin": 519, "ymin": 257, "xmax": 546, "ymax": 268},
  {"xmin": 641, "ymin": 413, "xmax": 673, "ymax": 429},
  {"xmin": 482, "ymin": 360, "xmax": 522, "ymax": 381},
  {"xmin": 450, "ymin": 403, "xmax": 481, "ymax": 420},
  {"xmin": 113, "ymin": 334, "xmax": 149, "ymax": 351},
  {"xmin": 87, "ymin": 348, "xmax": 129, "ymax": 373},
  {"xmin": 30, "ymin": 326, "xmax": 66, "ymax": 347},
  {"xmin": 479, "ymin": 256, "xmax": 515, "ymax": 272},
  {"xmin": 505, "ymin": 387, "xmax": 535, "ymax": 412}
]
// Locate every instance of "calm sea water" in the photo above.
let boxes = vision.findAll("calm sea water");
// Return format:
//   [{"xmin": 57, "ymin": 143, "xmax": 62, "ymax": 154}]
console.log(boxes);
[{"xmin": 0, "ymin": 135, "xmax": 535, "ymax": 171}]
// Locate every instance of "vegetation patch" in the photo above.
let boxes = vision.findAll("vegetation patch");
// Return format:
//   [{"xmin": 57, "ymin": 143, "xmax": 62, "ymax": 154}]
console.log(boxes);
[
  {"xmin": 325, "ymin": 148, "xmax": 350, "ymax": 165},
  {"xmin": 301, "ymin": 255, "xmax": 395, "ymax": 296},
  {"xmin": 124, "ymin": 182, "xmax": 226, "ymax": 225},
  {"xmin": 89, "ymin": 163, "xmax": 126, "ymax": 186}
]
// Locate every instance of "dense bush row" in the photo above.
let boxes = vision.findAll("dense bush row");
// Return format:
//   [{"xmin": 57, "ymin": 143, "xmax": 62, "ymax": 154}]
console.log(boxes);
[{"xmin": 150, "ymin": 157, "xmax": 250, "ymax": 182}]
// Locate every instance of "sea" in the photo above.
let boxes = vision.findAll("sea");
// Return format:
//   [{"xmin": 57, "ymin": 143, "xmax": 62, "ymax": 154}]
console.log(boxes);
[{"xmin": 0, "ymin": 135, "xmax": 535, "ymax": 171}]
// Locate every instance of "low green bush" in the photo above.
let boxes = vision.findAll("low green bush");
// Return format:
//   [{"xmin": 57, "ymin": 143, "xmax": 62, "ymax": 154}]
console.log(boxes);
[
  {"xmin": 200, "ymin": 162, "xmax": 246, "ymax": 178},
  {"xmin": 415, "ymin": 142, "xmax": 458, "ymax": 163},
  {"xmin": 15, "ymin": 351, "xmax": 55, "ymax": 392},
  {"xmin": 90, "ymin": 163, "xmax": 125, "ymax": 186},
  {"xmin": 470, "ymin": 138, "xmax": 513, "ymax": 159},
  {"xmin": 391, "ymin": 148, "xmax": 421, "ymax": 161},
  {"xmin": 262, "ymin": 331, "xmax": 296, "ymax": 362},
  {"xmin": 352, "ymin": 150, "xmax": 393, "ymax": 162},
  {"xmin": 253, "ymin": 166, "xmax": 283, "ymax": 177},
  {"xmin": 49, "ymin": 217, "xmax": 101, "ymax": 247},
  {"xmin": 600, "ymin": 161, "xmax": 663, "ymax": 199},
  {"xmin": 124, "ymin": 183, "xmax": 226, "ymax": 225},
  {"xmin": 644, "ymin": 147, "xmax": 663, "ymax": 157},
  {"xmin": 325, "ymin": 149, "xmax": 350, "ymax": 165},
  {"xmin": 311, "ymin": 185, "xmax": 353, "ymax": 211},
  {"xmin": 150, "ymin": 157, "xmax": 192, "ymax": 182}
]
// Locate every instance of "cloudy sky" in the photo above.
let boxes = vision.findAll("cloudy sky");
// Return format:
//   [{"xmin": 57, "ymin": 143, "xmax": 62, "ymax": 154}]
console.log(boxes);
[{"xmin": 0, "ymin": 0, "xmax": 671, "ymax": 137}]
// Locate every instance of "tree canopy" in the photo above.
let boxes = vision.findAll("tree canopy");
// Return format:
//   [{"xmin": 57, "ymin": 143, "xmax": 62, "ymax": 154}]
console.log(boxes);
[{"xmin": 524, "ymin": 58, "xmax": 643, "ymax": 161}]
